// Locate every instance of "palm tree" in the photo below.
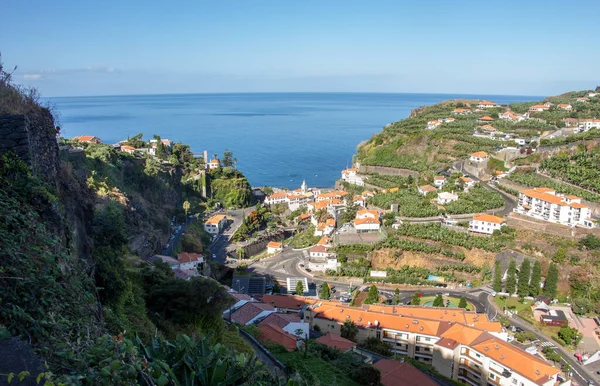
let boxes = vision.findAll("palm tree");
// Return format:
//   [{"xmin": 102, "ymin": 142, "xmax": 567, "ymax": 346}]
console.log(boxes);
[{"xmin": 341, "ymin": 319, "xmax": 358, "ymax": 341}]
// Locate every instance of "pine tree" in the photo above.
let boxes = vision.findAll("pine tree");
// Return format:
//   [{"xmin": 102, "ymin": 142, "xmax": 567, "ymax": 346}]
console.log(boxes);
[
  {"xmin": 529, "ymin": 260, "xmax": 542, "ymax": 297},
  {"xmin": 544, "ymin": 263, "xmax": 559, "ymax": 299},
  {"xmin": 506, "ymin": 259, "xmax": 517, "ymax": 295},
  {"xmin": 295, "ymin": 280, "xmax": 304, "ymax": 295},
  {"xmin": 319, "ymin": 282, "xmax": 331, "ymax": 300},
  {"xmin": 411, "ymin": 291, "xmax": 421, "ymax": 305},
  {"xmin": 364, "ymin": 285, "xmax": 379, "ymax": 304},
  {"xmin": 458, "ymin": 296, "xmax": 468, "ymax": 309},
  {"xmin": 393, "ymin": 288, "xmax": 401, "ymax": 305},
  {"xmin": 517, "ymin": 259, "xmax": 531, "ymax": 297},
  {"xmin": 493, "ymin": 260, "xmax": 503, "ymax": 292},
  {"xmin": 432, "ymin": 294, "xmax": 444, "ymax": 307}
]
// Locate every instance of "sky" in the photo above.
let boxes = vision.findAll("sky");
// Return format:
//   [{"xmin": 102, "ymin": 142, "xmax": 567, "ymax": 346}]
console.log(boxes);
[{"xmin": 2, "ymin": 0, "xmax": 599, "ymax": 97}]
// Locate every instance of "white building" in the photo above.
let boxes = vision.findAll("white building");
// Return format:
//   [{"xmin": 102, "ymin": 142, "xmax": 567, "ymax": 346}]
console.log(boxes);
[
  {"xmin": 267, "ymin": 241, "xmax": 283, "ymax": 254},
  {"xmin": 418, "ymin": 185, "xmax": 438, "ymax": 196},
  {"xmin": 452, "ymin": 108, "xmax": 472, "ymax": 115},
  {"xmin": 579, "ymin": 119, "xmax": 600, "ymax": 131},
  {"xmin": 265, "ymin": 191, "xmax": 288, "ymax": 205},
  {"xmin": 528, "ymin": 104, "xmax": 550, "ymax": 112},
  {"xmin": 469, "ymin": 151, "xmax": 489, "ymax": 162},
  {"xmin": 308, "ymin": 245, "xmax": 338, "ymax": 272},
  {"xmin": 516, "ymin": 187, "xmax": 592, "ymax": 227},
  {"xmin": 287, "ymin": 192, "xmax": 314, "ymax": 211},
  {"xmin": 426, "ymin": 120, "xmax": 442, "ymax": 130},
  {"xmin": 433, "ymin": 176, "xmax": 446, "ymax": 189},
  {"xmin": 354, "ymin": 209, "xmax": 380, "ymax": 232},
  {"xmin": 469, "ymin": 214, "xmax": 506, "ymax": 235},
  {"xmin": 458, "ymin": 176, "xmax": 475, "ymax": 190},
  {"xmin": 557, "ymin": 104, "xmax": 572, "ymax": 111},
  {"xmin": 353, "ymin": 195, "xmax": 366, "ymax": 207},
  {"xmin": 437, "ymin": 192, "xmax": 459, "ymax": 205},
  {"xmin": 204, "ymin": 214, "xmax": 227, "ymax": 234},
  {"xmin": 576, "ymin": 97, "xmax": 590, "ymax": 103},
  {"xmin": 341, "ymin": 168, "xmax": 365, "ymax": 186},
  {"xmin": 208, "ymin": 158, "xmax": 220, "ymax": 170},
  {"xmin": 477, "ymin": 100, "xmax": 499, "ymax": 108}
]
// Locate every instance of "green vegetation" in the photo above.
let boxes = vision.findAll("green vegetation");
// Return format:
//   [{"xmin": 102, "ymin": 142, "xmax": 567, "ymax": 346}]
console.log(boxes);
[
  {"xmin": 232, "ymin": 204, "xmax": 271, "ymax": 242},
  {"xmin": 320, "ymin": 282, "xmax": 331, "ymax": 300},
  {"xmin": 364, "ymin": 173, "xmax": 411, "ymax": 189},
  {"xmin": 296, "ymin": 280, "xmax": 304, "ymax": 295},
  {"xmin": 493, "ymin": 260, "xmax": 503, "ymax": 292},
  {"xmin": 579, "ymin": 234, "xmax": 600, "ymax": 250},
  {"xmin": 394, "ymin": 223, "xmax": 507, "ymax": 252},
  {"xmin": 540, "ymin": 128, "xmax": 600, "ymax": 146},
  {"xmin": 545, "ymin": 263, "xmax": 559, "ymax": 298},
  {"xmin": 530, "ymin": 260, "xmax": 542, "ymax": 296},
  {"xmin": 508, "ymin": 170, "xmax": 600, "ymax": 203},
  {"xmin": 369, "ymin": 188, "xmax": 439, "ymax": 217},
  {"xmin": 411, "ymin": 291, "xmax": 421, "ymax": 305},
  {"xmin": 517, "ymin": 259, "xmax": 531, "ymax": 297},
  {"xmin": 209, "ymin": 167, "xmax": 253, "ymax": 209},
  {"xmin": 541, "ymin": 147, "xmax": 600, "ymax": 193},
  {"xmin": 558, "ymin": 326, "xmax": 583, "ymax": 348},
  {"xmin": 359, "ymin": 337, "xmax": 392, "ymax": 357},
  {"xmin": 506, "ymin": 259, "xmax": 517, "ymax": 295},
  {"xmin": 364, "ymin": 285, "xmax": 380, "ymax": 304},
  {"xmin": 341, "ymin": 319, "xmax": 359, "ymax": 341},
  {"xmin": 444, "ymin": 185, "xmax": 504, "ymax": 214},
  {"xmin": 290, "ymin": 225, "xmax": 321, "ymax": 248},
  {"xmin": 432, "ymin": 294, "xmax": 444, "ymax": 307},
  {"xmin": 458, "ymin": 296, "xmax": 468, "ymax": 308}
]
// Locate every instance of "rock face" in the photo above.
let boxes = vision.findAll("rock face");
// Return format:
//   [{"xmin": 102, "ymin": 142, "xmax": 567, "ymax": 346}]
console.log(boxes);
[{"xmin": 408, "ymin": 105, "xmax": 427, "ymax": 118}]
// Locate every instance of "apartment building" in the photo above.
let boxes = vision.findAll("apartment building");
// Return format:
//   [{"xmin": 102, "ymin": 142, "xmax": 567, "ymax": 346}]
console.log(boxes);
[
  {"xmin": 516, "ymin": 187, "xmax": 592, "ymax": 227},
  {"xmin": 469, "ymin": 214, "xmax": 505, "ymax": 235},
  {"xmin": 341, "ymin": 168, "xmax": 365, "ymax": 186},
  {"xmin": 304, "ymin": 302, "xmax": 561, "ymax": 386},
  {"xmin": 204, "ymin": 214, "xmax": 227, "ymax": 234}
]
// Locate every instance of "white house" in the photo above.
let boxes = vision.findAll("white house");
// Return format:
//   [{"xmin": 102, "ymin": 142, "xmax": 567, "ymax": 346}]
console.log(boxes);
[
  {"xmin": 452, "ymin": 108, "xmax": 472, "ymax": 115},
  {"xmin": 267, "ymin": 241, "xmax": 283, "ymax": 254},
  {"xmin": 308, "ymin": 244, "xmax": 336, "ymax": 258},
  {"xmin": 176, "ymin": 252, "xmax": 204, "ymax": 271},
  {"xmin": 208, "ymin": 158, "xmax": 220, "ymax": 170},
  {"xmin": 515, "ymin": 187, "xmax": 592, "ymax": 227},
  {"xmin": 433, "ymin": 176, "xmax": 446, "ymax": 189},
  {"xmin": 588, "ymin": 92, "xmax": 598, "ymax": 98},
  {"xmin": 426, "ymin": 120, "xmax": 442, "ymax": 130},
  {"xmin": 437, "ymin": 191, "xmax": 459, "ymax": 205},
  {"xmin": 458, "ymin": 176, "xmax": 476, "ymax": 190},
  {"xmin": 557, "ymin": 104, "xmax": 572, "ymax": 111},
  {"xmin": 308, "ymin": 245, "xmax": 339, "ymax": 272},
  {"xmin": 469, "ymin": 151, "xmax": 489, "ymax": 162},
  {"xmin": 469, "ymin": 214, "xmax": 506, "ymax": 235},
  {"xmin": 287, "ymin": 193, "xmax": 313, "ymax": 211},
  {"xmin": 477, "ymin": 100, "xmax": 499, "ymax": 108},
  {"xmin": 353, "ymin": 195, "xmax": 366, "ymax": 207},
  {"xmin": 579, "ymin": 119, "xmax": 600, "ymax": 131},
  {"xmin": 576, "ymin": 97, "xmax": 590, "ymax": 103},
  {"xmin": 265, "ymin": 191, "xmax": 288, "ymax": 205},
  {"xmin": 120, "ymin": 145, "xmax": 136, "ymax": 154},
  {"xmin": 204, "ymin": 214, "xmax": 227, "ymax": 234},
  {"xmin": 418, "ymin": 184, "xmax": 438, "ymax": 196},
  {"xmin": 353, "ymin": 209, "xmax": 380, "ymax": 232},
  {"xmin": 528, "ymin": 104, "xmax": 550, "ymax": 112},
  {"xmin": 341, "ymin": 168, "xmax": 365, "ymax": 186},
  {"xmin": 499, "ymin": 111, "xmax": 518, "ymax": 120}
]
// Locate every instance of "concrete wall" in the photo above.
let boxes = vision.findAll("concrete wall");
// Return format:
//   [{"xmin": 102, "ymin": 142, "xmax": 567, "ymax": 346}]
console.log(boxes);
[{"xmin": 506, "ymin": 213, "xmax": 600, "ymax": 239}]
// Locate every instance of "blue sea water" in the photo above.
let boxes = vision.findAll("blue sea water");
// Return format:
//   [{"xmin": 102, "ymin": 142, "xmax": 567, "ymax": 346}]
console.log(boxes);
[{"xmin": 46, "ymin": 92, "xmax": 541, "ymax": 188}]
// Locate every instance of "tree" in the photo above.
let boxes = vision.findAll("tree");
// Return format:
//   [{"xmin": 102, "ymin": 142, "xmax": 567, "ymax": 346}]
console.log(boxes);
[
  {"xmin": 319, "ymin": 282, "xmax": 331, "ymax": 300},
  {"xmin": 506, "ymin": 259, "xmax": 517, "ymax": 295},
  {"xmin": 411, "ymin": 291, "xmax": 421, "ymax": 305},
  {"xmin": 182, "ymin": 200, "xmax": 190, "ymax": 216},
  {"xmin": 272, "ymin": 281, "xmax": 280, "ymax": 294},
  {"xmin": 364, "ymin": 285, "xmax": 379, "ymax": 304},
  {"xmin": 578, "ymin": 234, "xmax": 600, "ymax": 250},
  {"xmin": 458, "ymin": 296, "xmax": 468, "ymax": 309},
  {"xmin": 552, "ymin": 247, "xmax": 567, "ymax": 264},
  {"xmin": 545, "ymin": 263, "xmax": 559, "ymax": 299},
  {"xmin": 529, "ymin": 260, "xmax": 542, "ymax": 297},
  {"xmin": 493, "ymin": 260, "xmax": 503, "ymax": 292},
  {"xmin": 393, "ymin": 288, "xmax": 400, "ymax": 305},
  {"xmin": 558, "ymin": 326, "xmax": 582, "ymax": 347},
  {"xmin": 432, "ymin": 294, "xmax": 444, "ymax": 307},
  {"xmin": 222, "ymin": 149, "xmax": 235, "ymax": 168},
  {"xmin": 517, "ymin": 259, "xmax": 531, "ymax": 297},
  {"xmin": 295, "ymin": 280, "xmax": 304, "ymax": 295},
  {"xmin": 341, "ymin": 319, "xmax": 358, "ymax": 341}
]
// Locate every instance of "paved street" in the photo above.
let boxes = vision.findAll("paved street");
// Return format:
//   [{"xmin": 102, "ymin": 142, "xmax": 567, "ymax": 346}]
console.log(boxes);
[{"xmin": 210, "ymin": 207, "xmax": 255, "ymax": 263}]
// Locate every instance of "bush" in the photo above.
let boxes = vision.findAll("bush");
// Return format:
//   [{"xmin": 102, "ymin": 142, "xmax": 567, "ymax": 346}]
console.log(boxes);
[{"xmin": 359, "ymin": 337, "xmax": 392, "ymax": 357}]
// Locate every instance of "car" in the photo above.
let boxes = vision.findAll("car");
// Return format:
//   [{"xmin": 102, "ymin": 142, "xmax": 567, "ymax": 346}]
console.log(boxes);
[
  {"xmin": 305, "ymin": 268, "xmax": 311, "ymax": 272},
  {"xmin": 212, "ymin": 254, "xmax": 216, "ymax": 259},
  {"xmin": 491, "ymin": 291, "xmax": 497, "ymax": 296},
  {"xmin": 165, "ymin": 243, "xmax": 170, "ymax": 248},
  {"xmin": 299, "ymin": 264, "xmax": 305, "ymax": 267},
  {"xmin": 331, "ymin": 289, "xmax": 337, "ymax": 294}
]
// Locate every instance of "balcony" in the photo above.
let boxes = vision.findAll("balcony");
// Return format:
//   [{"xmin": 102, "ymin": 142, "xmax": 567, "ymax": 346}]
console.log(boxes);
[
  {"xmin": 458, "ymin": 369, "xmax": 481, "ymax": 386},
  {"xmin": 460, "ymin": 349, "xmax": 483, "ymax": 365}
]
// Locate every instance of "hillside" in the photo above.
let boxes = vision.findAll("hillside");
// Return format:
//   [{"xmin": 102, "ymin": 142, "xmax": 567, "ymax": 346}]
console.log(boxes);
[{"xmin": 0, "ymin": 62, "xmax": 282, "ymax": 385}]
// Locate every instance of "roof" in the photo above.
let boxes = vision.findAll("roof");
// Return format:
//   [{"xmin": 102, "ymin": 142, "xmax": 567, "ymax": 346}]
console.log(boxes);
[
  {"xmin": 473, "ymin": 213, "xmax": 504, "ymax": 224},
  {"xmin": 258, "ymin": 323, "xmax": 297, "ymax": 351},
  {"xmin": 418, "ymin": 185, "xmax": 437, "ymax": 192},
  {"xmin": 529, "ymin": 104, "xmax": 549, "ymax": 109},
  {"xmin": 258, "ymin": 312, "xmax": 301, "ymax": 329},
  {"xmin": 209, "ymin": 159, "xmax": 219, "ymax": 164},
  {"xmin": 362, "ymin": 190, "xmax": 375, "ymax": 196},
  {"xmin": 205, "ymin": 214, "xmax": 226, "ymax": 225},
  {"xmin": 354, "ymin": 217, "xmax": 380, "ymax": 225},
  {"xmin": 438, "ymin": 192, "xmax": 458, "ymax": 199},
  {"xmin": 434, "ymin": 176, "xmax": 446, "ymax": 181},
  {"xmin": 317, "ymin": 236, "xmax": 331, "ymax": 245},
  {"xmin": 326, "ymin": 218, "xmax": 336, "ymax": 227},
  {"xmin": 267, "ymin": 192, "xmax": 288, "ymax": 200},
  {"xmin": 435, "ymin": 337, "xmax": 460, "ymax": 350},
  {"xmin": 120, "ymin": 145, "xmax": 135, "ymax": 150},
  {"xmin": 478, "ymin": 100, "xmax": 497, "ymax": 105},
  {"xmin": 520, "ymin": 188, "xmax": 570, "ymax": 206},
  {"xmin": 558, "ymin": 103, "xmax": 571, "ymax": 107},
  {"xmin": 357, "ymin": 209, "xmax": 379, "ymax": 217},
  {"xmin": 267, "ymin": 241, "xmax": 282, "ymax": 249},
  {"xmin": 569, "ymin": 202, "xmax": 587, "ymax": 209},
  {"xmin": 231, "ymin": 293, "xmax": 252, "ymax": 302},
  {"xmin": 471, "ymin": 151, "xmax": 488, "ymax": 157},
  {"xmin": 149, "ymin": 255, "xmax": 180, "ymax": 267},
  {"xmin": 309, "ymin": 245, "xmax": 330, "ymax": 253},
  {"xmin": 315, "ymin": 333, "xmax": 357, "ymax": 352},
  {"xmin": 261, "ymin": 294, "xmax": 314, "ymax": 310},
  {"xmin": 478, "ymin": 116, "xmax": 494, "ymax": 121},
  {"xmin": 231, "ymin": 302, "xmax": 275, "ymax": 325},
  {"xmin": 73, "ymin": 135, "xmax": 98, "ymax": 142},
  {"xmin": 478, "ymin": 124, "xmax": 496, "ymax": 131},
  {"xmin": 231, "ymin": 275, "xmax": 266, "ymax": 296},
  {"xmin": 374, "ymin": 359, "xmax": 438, "ymax": 386},
  {"xmin": 177, "ymin": 252, "xmax": 203, "ymax": 264},
  {"xmin": 342, "ymin": 168, "xmax": 359, "ymax": 174},
  {"xmin": 460, "ymin": 176, "xmax": 474, "ymax": 183}
]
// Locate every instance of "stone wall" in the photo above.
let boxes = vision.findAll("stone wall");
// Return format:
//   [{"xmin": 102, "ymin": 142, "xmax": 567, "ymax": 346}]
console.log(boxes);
[
  {"xmin": 359, "ymin": 165, "xmax": 420, "ymax": 177},
  {"xmin": 0, "ymin": 113, "xmax": 59, "ymax": 182}
]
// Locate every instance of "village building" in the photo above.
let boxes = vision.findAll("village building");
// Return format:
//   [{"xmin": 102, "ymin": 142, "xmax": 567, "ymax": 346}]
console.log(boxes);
[
  {"xmin": 437, "ymin": 191, "xmax": 459, "ymax": 205},
  {"xmin": 576, "ymin": 97, "xmax": 590, "ymax": 103},
  {"xmin": 73, "ymin": 135, "xmax": 102, "ymax": 144},
  {"xmin": 204, "ymin": 214, "xmax": 227, "ymax": 234},
  {"xmin": 265, "ymin": 191, "xmax": 288, "ymax": 205},
  {"xmin": 528, "ymin": 104, "xmax": 550, "ymax": 112},
  {"xmin": 469, "ymin": 151, "xmax": 489, "ymax": 162},
  {"xmin": 426, "ymin": 120, "xmax": 442, "ymax": 130},
  {"xmin": 341, "ymin": 168, "xmax": 365, "ymax": 186},
  {"xmin": 515, "ymin": 187, "xmax": 592, "ymax": 227},
  {"xmin": 459, "ymin": 176, "xmax": 476, "ymax": 190},
  {"xmin": 469, "ymin": 214, "xmax": 505, "ymax": 235},
  {"xmin": 120, "ymin": 145, "xmax": 136, "ymax": 154},
  {"xmin": 452, "ymin": 108, "xmax": 472, "ymax": 115},
  {"xmin": 579, "ymin": 119, "xmax": 600, "ymax": 131},
  {"xmin": 477, "ymin": 116, "xmax": 495, "ymax": 123},
  {"xmin": 557, "ymin": 103, "xmax": 572, "ymax": 111},
  {"xmin": 562, "ymin": 117, "xmax": 579, "ymax": 127},
  {"xmin": 307, "ymin": 245, "xmax": 338, "ymax": 272},
  {"xmin": 208, "ymin": 158, "xmax": 220, "ymax": 170},
  {"xmin": 354, "ymin": 209, "xmax": 380, "ymax": 232},
  {"xmin": 433, "ymin": 176, "xmax": 446, "ymax": 189},
  {"xmin": 230, "ymin": 302, "xmax": 276, "ymax": 325},
  {"xmin": 266, "ymin": 241, "xmax": 283, "ymax": 254},
  {"xmin": 315, "ymin": 333, "xmax": 357, "ymax": 353},
  {"xmin": 477, "ymin": 100, "xmax": 499, "ymax": 108},
  {"xmin": 418, "ymin": 185, "xmax": 438, "ymax": 196}
]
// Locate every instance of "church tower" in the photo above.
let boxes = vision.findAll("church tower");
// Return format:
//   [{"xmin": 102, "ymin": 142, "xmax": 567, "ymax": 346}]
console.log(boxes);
[{"xmin": 301, "ymin": 179, "xmax": 307, "ymax": 193}]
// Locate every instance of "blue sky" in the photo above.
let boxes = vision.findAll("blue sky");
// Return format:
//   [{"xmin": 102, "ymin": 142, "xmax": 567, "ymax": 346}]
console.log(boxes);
[{"xmin": 2, "ymin": 0, "xmax": 599, "ymax": 97}]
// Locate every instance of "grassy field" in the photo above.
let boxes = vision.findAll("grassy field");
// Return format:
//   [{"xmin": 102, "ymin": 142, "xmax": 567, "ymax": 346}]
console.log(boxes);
[
  {"xmin": 272, "ymin": 349, "xmax": 360, "ymax": 386},
  {"xmin": 493, "ymin": 296, "xmax": 533, "ymax": 313},
  {"xmin": 419, "ymin": 295, "xmax": 473, "ymax": 311}
]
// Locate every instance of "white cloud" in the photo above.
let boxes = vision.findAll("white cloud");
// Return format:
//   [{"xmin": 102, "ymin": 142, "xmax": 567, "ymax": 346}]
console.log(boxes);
[{"xmin": 23, "ymin": 74, "xmax": 42, "ymax": 80}]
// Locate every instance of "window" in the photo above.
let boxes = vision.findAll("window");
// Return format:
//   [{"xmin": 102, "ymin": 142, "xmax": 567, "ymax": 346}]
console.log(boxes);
[
  {"xmin": 512, "ymin": 379, "xmax": 517, "ymax": 385},
  {"xmin": 490, "ymin": 373, "xmax": 495, "ymax": 380}
]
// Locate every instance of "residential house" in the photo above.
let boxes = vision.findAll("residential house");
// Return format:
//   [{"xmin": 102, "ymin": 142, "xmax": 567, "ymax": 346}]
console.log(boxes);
[
  {"xmin": 73, "ymin": 135, "xmax": 102, "ymax": 144},
  {"xmin": 452, "ymin": 108, "xmax": 472, "ymax": 115},
  {"xmin": 516, "ymin": 187, "xmax": 592, "ymax": 227},
  {"xmin": 265, "ymin": 191, "xmax": 288, "ymax": 206},
  {"xmin": 316, "ymin": 190, "xmax": 349, "ymax": 202},
  {"xmin": 308, "ymin": 245, "xmax": 338, "ymax": 271},
  {"xmin": 543, "ymin": 102, "xmax": 553, "ymax": 107},
  {"xmin": 539, "ymin": 310, "xmax": 568, "ymax": 327},
  {"xmin": 374, "ymin": 359, "xmax": 438, "ymax": 386},
  {"xmin": 257, "ymin": 323, "xmax": 299, "ymax": 351},
  {"xmin": 557, "ymin": 103, "xmax": 572, "ymax": 111},
  {"xmin": 499, "ymin": 111, "xmax": 517, "ymax": 120},
  {"xmin": 469, "ymin": 151, "xmax": 489, "ymax": 162},
  {"xmin": 477, "ymin": 100, "xmax": 499, "ymax": 108},
  {"xmin": 576, "ymin": 97, "xmax": 590, "ymax": 103},
  {"xmin": 353, "ymin": 194, "xmax": 366, "ymax": 207},
  {"xmin": 208, "ymin": 158, "xmax": 220, "ymax": 170},
  {"xmin": 150, "ymin": 254, "xmax": 204, "ymax": 280},
  {"xmin": 437, "ymin": 191, "xmax": 459, "ymax": 205},
  {"xmin": 426, "ymin": 120, "xmax": 442, "ymax": 130},
  {"xmin": 528, "ymin": 104, "xmax": 550, "ymax": 112},
  {"xmin": 459, "ymin": 176, "xmax": 476, "ymax": 190},
  {"xmin": 204, "ymin": 214, "xmax": 227, "ymax": 234},
  {"xmin": 588, "ymin": 92, "xmax": 598, "ymax": 98},
  {"xmin": 562, "ymin": 117, "xmax": 579, "ymax": 127},
  {"xmin": 224, "ymin": 293, "xmax": 254, "ymax": 317},
  {"xmin": 418, "ymin": 185, "xmax": 438, "ymax": 196},
  {"xmin": 477, "ymin": 116, "xmax": 495, "ymax": 123},
  {"xmin": 362, "ymin": 190, "xmax": 375, "ymax": 199},
  {"xmin": 579, "ymin": 119, "xmax": 600, "ymax": 131},
  {"xmin": 259, "ymin": 312, "xmax": 309, "ymax": 339},
  {"xmin": 287, "ymin": 192, "xmax": 314, "ymax": 211},
  {"xmin": 315, "ymin": 333, "xmax": 357, "ymax": 353},
  {"xmin": 433, "ymin": 176, "xmax": 446, "ymax": 189},
  {"xmin": 354, "ymin": 215, "xmax": 380, "ymax": 232},
  {"xmin": 120, "ymin": 145, "xmax": 136, "ymax": 154},
  {"xmin": 469, "ymin": 214, "xmax": 505, "ymax": 235},
  {"xmin": 267, "ymin": 241, "xmax": 283, "ymax": 254},
  {"xmin": 341, "ymin": 168, "xmax": 365, "ymax": 186},
  {"xmin": 316, "ymin": 236, "xmax": 332, "ymax": 247},
  {"xmin": 260, "ymin": 294, "xmax": 314, "ymax": 314},
  {"xmin": 304, "ymin": 302, "xmax": 560, "ymax": 386},
  {"xmin": 177, "ymin": 252, "xmax": 205, "ymax": 271},
  {"xmin": 230, "ymin": 302, "xmax": 276, "ymax": 325},
  {"xmin": 160, "ymin": 139, "xmax": 172, "ymax": 148}
]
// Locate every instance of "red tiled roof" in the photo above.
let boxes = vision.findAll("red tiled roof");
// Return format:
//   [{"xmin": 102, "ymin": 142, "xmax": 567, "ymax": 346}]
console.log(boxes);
[
  {"xmin": 261, "ymin": 294, "xmax": 315, "ymax": 310},
  {"xmin": 473, "ymin": 213, "xmax": 504, "ymax": 224},
  {"xmin": 231, "ymin": 302, "xmax": 274, "ymax": 325},
  {"xmin": 315, "ymin": 333, "xmax": 356, "ymax": 352},
  {"xmin": 374, "ymin": 359, "xmax": 438, "ymax": 386},
  {"xmin": 309, "ymin": 245, "xmax": 329, "ymax": 253},
  {"xmin": 258, "ymin": 323, "xmax": 297, "ymax": 351},
  {"xmin": 258, "ymin": 313, "xmax": 301, "ymax": 329},
  {"xmin": 177, "ymin": 252, "xmax": 203, "ymax": 263}
]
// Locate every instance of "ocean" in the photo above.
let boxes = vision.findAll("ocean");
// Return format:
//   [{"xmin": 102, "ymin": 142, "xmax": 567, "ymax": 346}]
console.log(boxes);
[{"xmin": 47, "ymin": 92, "xmax": 541, "ymax": 188}]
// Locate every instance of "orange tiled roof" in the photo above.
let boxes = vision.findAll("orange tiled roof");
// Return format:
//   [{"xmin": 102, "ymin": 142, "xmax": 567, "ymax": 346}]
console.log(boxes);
[
  {"xmin": 121, "ymin": 145, "xmax": 135, "ymax": 150},
  {"xmin": 268, "ymin": 192, "xmax": 288, "ymax": 199},
  {"xmin": 315, "ymin": 333, "xmax": 357, "ymax": 352},
  {"xmin": 317, "ymin": 236, "xmax": 331, "ymax": 245},
  {"xmin": 473, "ymin": 213, "xmax": 504, "ymax": 224},
  {"xmin": 471, "ymin": 151, "xmax": 488, "ymax": 157},
  {"xmin": 569, "ymin": 202, "xmax": 587, "ymax": 209},
  {"xmin": 529, "ymin": 104, "xmax": 549, "ymax": 109},
  {"xmin": 326, "ymin": 218, "xmax": 336, "ymax": 227},
  {"xmin": 520, "ymin": 188, "xmax": 568, "ymax": 206},
  {"xmin": 357, "ymin": 209, "xmax": 379, "ymax": 217},
  {"xmin": 479, "ymin": 100, "xmax": 496, "ymax": 105},
  {"xmin": 434, "ymin": 176, "xmax": 446, "ymax": 181},
  {"xmin": 478, "ymin": 124, "xmax": 496, "ymax": 131},
  {"xmin": 258, "ymin": 323, "xmax": 297, "ymax": 351},
  {"xmin": 261, "ymin": 294, "xmax": 315, "ymax": 310},
  {"xmin": 478, "ymin": 116, "xmax": 494, "ymax": 121},
  {"xmin": 74, "ymin": 135, "xmax": 98, "ymax": 142},
  {"xmin": 177, "ymin": 252, "xmax": 203, "ymax": 264},
  {"xmin": 419, "ymin": 185, "xmax": 437, "ymax": 192},
  {"xmin": 267, "ymin": 241, "xmax": 282, "ymax": 249},
  {"xmin": 354, "ymin": 217, "xmax": 379, "ymax": 225},
  {"xmin": 205, "ymin": 214, "xmax": 226, "ymax": 225},
  {"xmin": 309, "ymin": 245, "xmax": 330, "ymax": 253}
]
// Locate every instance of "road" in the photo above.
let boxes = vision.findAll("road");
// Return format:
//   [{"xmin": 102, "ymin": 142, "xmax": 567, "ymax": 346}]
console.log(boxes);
[
  {"xmin": 161, "ymin": 215, "xmax": 197, "ymax": 256},
  {"xmin": 210, "ymin": 207, "xmax": 255, "ymax": 263}
]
